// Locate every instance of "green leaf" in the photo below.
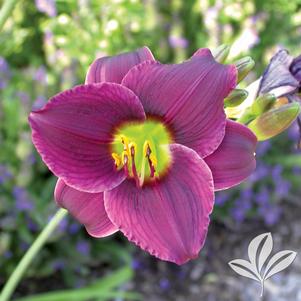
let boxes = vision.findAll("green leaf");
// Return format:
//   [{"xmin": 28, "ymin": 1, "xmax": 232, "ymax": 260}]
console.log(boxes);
[{"xmin": 248, "ymin": 103, "xmax": 301, "ymax": 141}]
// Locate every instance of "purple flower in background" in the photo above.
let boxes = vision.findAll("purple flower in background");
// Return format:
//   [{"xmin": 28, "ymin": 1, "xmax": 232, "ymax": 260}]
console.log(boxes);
[
  {"xmin": 35, "ymin": 0, "xmax": 57, "ymax": 17},
  {"xmin": 52, "ymin": 259, "xmax": 65, "ymax": 271},
  {"xmin": 272, "ymin": 165, "xmax": 283, "ymax": 181},
  {"xmin": 287, "ymin": 121, "xmax": 300, "ymax": 141},
  {"xmin": 259, "ymin": 204, "xmax": 282, "ymax": 226},
  {"xmin": 248, "ymin": 164, "xmax": 269, "ymax": 182},
  {"xmin": 26, "ymin": 217, "xmax": 39, "ymax": 232},
  {"xmin": 33, "ymin": 66, "xmax": 47, "ymax": 84},
  {"xmin": 19, "ymin": 241, "xmax": 30, "ymax": 252},
  {"xmin": 4, "ymin": 251, "xmax": 12, "ymax": 259},
  {"xmin": 240, "ymin": 188, "xmax": 252, "ymax": 201},
  {"xmin": 27, "ymin": 153, "xmax": 36, "ymax": 165},
  {"xmin": 16, "ymin": 91, "xmax": 30, "ymax": 107},
  {"xmin": 231, "ymin": 205, "xmax": 246, "ymax": 223},
  {"xmin": 58, "ymin": 217, "xmax": 68, "ymax": 232},
  {"xmin": 0, "ymin": 164, "xmax": 12, "ymax": 184},
  {"xmin": 68, "ymin": 222, "xmax": 80, "ymax": 235},
  {"xmin": 231, "ymin": 198, "xmax": 251, "ymax": 223},
  {"xmin": 76, "ymin": 240, "xmax": 90, "ymax": 256},
  {"xmin": 275, "ymin": 180, "xmax": 291, "ymax": 197},
  {"xmin": 159, "ymin": 278, "xmax": 170, "ymax": 291},
  {"xmin": 32, "ymin": 95, "xmax": 47, "ymax": 111},
  {"xmin": 131, "ymin": 258, "xmax": 143, "ymax": 270},
  {"xmin": 256, "ymin": 140, "xmax": 271, "ymax": 157},
  {"xmin": 0, "ymin": 57, "xmax": 10, "ymax": 89},
  {"xmin": 215, "ymin": 192, "xmax": 229, "ymax": 206},
  {"xmin": 13, "ymin": 186, "xmax": 34, "ymax": 212},
  {"xmin": 168, "ymin": 35, "xmax": 188, "ymax": 49},
  {"xmin": 292, "ymin": 166, "xmax": 301, "ymax": 175},
  {"xmin": 255, "ymin": 187, "xmax": 270, "ymax": 205}
]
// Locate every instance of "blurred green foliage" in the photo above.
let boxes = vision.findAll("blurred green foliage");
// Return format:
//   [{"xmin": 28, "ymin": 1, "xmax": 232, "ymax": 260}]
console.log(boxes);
[{"xmin": 1, "ymin": 0, "xmax": 301, "ymax": 297}]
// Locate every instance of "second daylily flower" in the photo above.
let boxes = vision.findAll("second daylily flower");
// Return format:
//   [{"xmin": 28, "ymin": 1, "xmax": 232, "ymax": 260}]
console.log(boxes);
[{"xmin": 29, "ymin": 47, "xmax": 257, "ymax": 264}]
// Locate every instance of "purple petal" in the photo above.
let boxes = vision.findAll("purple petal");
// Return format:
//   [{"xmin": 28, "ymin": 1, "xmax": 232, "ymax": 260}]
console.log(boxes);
[
  {"xmin": 85, "ymin": 47, "xmax": 154, "ymax": 84},
  {"xmin": 290, "ymin": 54, "xmax": 301, "ymax": 82},
  {"xmin": 104, "ymin": 144, "xmax": 214, "ymax": 265},
  {"xmin": 122, "ymin": 48, "xmax": 237, "ymax": 157},
  {"xmin": 205, "ymin": 120, "xmax": 257, "ymax": 191},
  {"xmin": 29, "ymin": 83, "xmax": 146, "ymax": 192},
  {"xmin": 259, "ymin": 50, "xmax": 299, "ymax": 97},
  {"xmin": 55, "ymin": 179, "xmax": 118, "ymax": 237}
]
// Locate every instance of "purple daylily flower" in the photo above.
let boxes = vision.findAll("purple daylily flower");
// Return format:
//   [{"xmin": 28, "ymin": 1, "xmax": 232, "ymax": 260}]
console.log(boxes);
[{"xmin": 29, "ymin": 47, "xmax": 257, "ymax": 264}]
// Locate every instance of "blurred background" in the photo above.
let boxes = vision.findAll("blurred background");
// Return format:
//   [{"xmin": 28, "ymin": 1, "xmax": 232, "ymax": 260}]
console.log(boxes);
[{"xmin": 0, "ymin": 0, "xmax": 301, "ymax": 300}]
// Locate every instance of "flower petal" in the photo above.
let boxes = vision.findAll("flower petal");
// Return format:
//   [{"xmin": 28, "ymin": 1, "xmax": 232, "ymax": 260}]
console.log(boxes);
[
  {"xmin": 104, "ymin": 144, "xmax": 214, "ymax": 265},
  {"xmin": 259, "ymin": 50, "xmax": 299, "ymax": 97},
  {"xmin": 85, "ymin": 47, "xmax": 155, "ymax": 84},
  {"xmin": 205, "ymin": 120, "xmax": 257, "ymax": 191},
  {"xmin": 122, "ymin": 48, "xmax": 237, "ymax": 157},
  {"xmin": 29, "ymin": 83, "xmax": 146, "ymax": 192},
  {"xmin": 55, "ymin": 179, "xmax": 118, "ymax": 237}
]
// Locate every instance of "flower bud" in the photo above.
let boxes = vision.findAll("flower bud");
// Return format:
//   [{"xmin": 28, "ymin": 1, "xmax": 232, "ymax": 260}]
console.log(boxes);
[
  {"xmin": 235, "ymin": 56, "xmax": 255, "ymax": 82},
  {"xmin": 224, "ymin": 89, "xmax": 249, "ymax": 108},
  {"xmin": 251, "ymin": 93, "xmax": 276, "ymax": 115},
  {"xmin": 212, "ymin": 44, "xmax": 231, "ymax": 63},
  {"xmin": 248, "ymin": 102, "xmax": 301, "ymax": 141}
]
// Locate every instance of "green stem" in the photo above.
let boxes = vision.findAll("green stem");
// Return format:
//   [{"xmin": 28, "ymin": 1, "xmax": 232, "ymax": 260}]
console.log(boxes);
[
  {"xmin": 0, "ymin": 209, "xmax": 68, "ymax": 301},
  {"xmin": 0, "ymin": 0, "xmax": 18, "ymax": 31}
]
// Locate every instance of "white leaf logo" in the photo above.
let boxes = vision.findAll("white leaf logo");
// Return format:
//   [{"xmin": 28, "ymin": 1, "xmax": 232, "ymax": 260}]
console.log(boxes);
[
  {"xmin": 228, "ymin": 232, "xmax": 297, "ymax": 297},
  {"xmin": 263, "ymin": 250, "xmax": 297, "ymax": 280}
]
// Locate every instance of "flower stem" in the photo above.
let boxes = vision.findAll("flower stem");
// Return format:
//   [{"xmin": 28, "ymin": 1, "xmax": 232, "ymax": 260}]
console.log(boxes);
[
  {"xmin": 0, "ymin": 0, "xmax": 18, "ymax": 31},
  {"xmin": 0, "ymin": 208, "xmax": 68, "ymax": 301}
]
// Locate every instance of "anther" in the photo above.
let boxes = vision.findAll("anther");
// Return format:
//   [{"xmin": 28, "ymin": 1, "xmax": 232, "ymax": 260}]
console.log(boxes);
[
  {"xmin": 122, "ymin": 151, "xmax": 129, "ymax": 177},
  {"xmin": 111, "ymin": 153, "xmax": 121, "ymax": 168},
  {"xmin": 129, "ymin": 143, "xmax": 140, "ymax": 186},
  {"xmin": 148, "ymin": 157, "xmax": 156, "ymax": 178}
]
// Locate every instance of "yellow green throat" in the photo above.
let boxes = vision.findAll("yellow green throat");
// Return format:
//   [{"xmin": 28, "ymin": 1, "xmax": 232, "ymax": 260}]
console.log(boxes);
[{"xmin": 111, "ymin": 118, "xmax": 173, "ymax": 186}]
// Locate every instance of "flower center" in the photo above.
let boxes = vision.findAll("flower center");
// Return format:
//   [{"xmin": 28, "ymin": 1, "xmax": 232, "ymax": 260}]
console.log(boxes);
[{"xmin": 111, "ymin": 118, "xmax": 173, "ymax": 186}]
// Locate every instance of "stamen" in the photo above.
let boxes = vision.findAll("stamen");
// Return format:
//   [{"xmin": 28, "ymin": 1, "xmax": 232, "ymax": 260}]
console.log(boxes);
[
  {"xmin": 148, "ymin": 157, "xmax": 155, "ymax": 178},
  {"xmin": 122, "ymin": 151, "xmax": 129, "ymax": 177},
  {"xmin": 112, "ymin": 153, "xmax": 121, "ymax": 168},
  {"xmin": 129, "ymin": 142, "xmax": 140, "ymax": 187},
  {"xmin": 149, "ymin": 153, "xmax": 157, "ymax": 169}
]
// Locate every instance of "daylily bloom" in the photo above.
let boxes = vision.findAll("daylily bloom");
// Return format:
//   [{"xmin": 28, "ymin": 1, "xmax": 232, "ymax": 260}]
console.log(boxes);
[{"xmin": 29, "ymin": 47, "xmax": 257, "ymax": 264}]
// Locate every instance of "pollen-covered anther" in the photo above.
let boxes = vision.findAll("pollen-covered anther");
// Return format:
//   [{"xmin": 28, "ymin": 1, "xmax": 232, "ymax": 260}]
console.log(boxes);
[
  {"xmin": 142, "ymin": 141, "xmax": 157, "ymax": 179},
  {"xmin": 120, "ymin": 135, "xmax": 129, "ymax": 152},
  {"xmin": 112, "ymin": 153, "xmax": 121, "ymax": 168}
]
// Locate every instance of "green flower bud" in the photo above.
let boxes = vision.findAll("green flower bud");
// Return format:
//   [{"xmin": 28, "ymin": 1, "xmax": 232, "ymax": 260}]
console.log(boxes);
[
  {"xmin": 224, "ymin": 89, "xmax": 249, "ymax": 108},
  {"xmin": 212, "ymin": 44, "xmax": 231, "ymax": 63},
  {"xmin": 251, "ymin": 93, "xmax": 276, "ymax": 115},
  {"xmin": 235, "ymin": 56, "xmax": 255, "ymax": 82},
  {"xmin": 248, "ymin": 102, "xmax": 301, "ymax": 141}
]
